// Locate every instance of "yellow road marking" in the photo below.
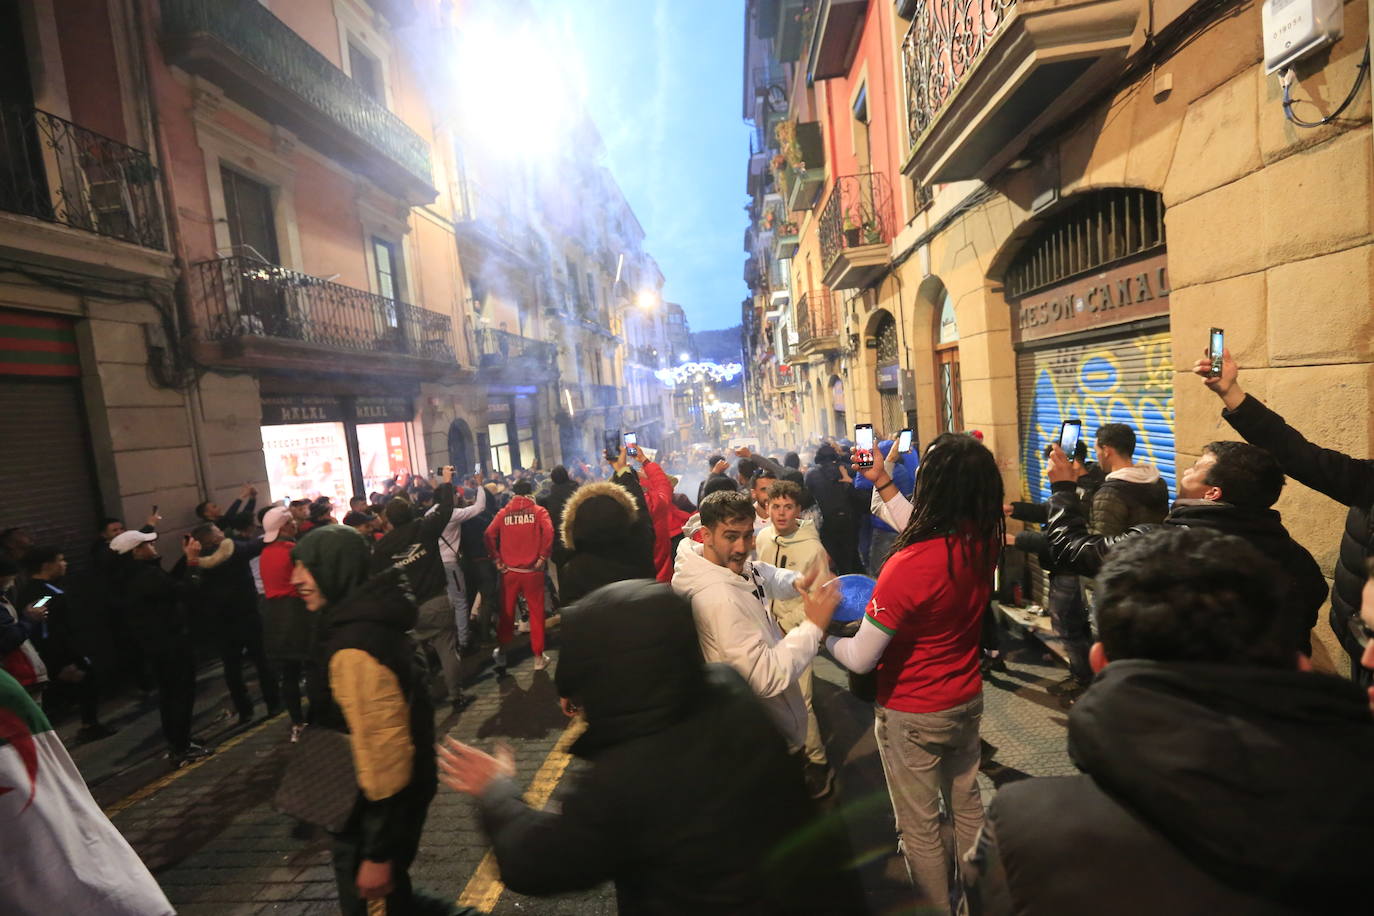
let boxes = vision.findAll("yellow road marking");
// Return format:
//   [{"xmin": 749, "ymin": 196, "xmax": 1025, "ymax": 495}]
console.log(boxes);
[
  {"xmin": 103, "ymin": 713, "xmax": 287, "ymax": 816},
  {"xmin": 456, "ymin": 717, "xmax": 587, "ymax": 912}
]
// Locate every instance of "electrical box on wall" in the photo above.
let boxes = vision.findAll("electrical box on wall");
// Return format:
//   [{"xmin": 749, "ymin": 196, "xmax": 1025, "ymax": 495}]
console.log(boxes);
[{"xmin": 1262, "ymin": 0, "xmax": 1343, "ymax": 74}]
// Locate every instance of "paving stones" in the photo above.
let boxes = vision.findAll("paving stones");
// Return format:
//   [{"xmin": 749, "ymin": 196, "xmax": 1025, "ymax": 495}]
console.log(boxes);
[{"xmin": 103, "ymin": 628, "xmax": 1077, "ymax": 913}]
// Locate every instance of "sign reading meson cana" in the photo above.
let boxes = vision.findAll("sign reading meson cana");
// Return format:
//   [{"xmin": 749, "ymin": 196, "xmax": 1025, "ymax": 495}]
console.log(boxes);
[{"xmin": 1013, "ymin": 253, "xmax": 1170, "ymax": 343}]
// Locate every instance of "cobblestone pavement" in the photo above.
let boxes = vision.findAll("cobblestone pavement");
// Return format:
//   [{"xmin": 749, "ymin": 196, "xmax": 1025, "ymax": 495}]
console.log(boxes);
[{"xmin": 97, "ymin": 627, "xmax": 1077, "ymax": 915}]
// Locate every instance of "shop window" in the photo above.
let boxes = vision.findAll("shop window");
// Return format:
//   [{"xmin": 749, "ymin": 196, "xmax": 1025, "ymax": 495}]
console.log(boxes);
[
  {"xmin": 356, "ymin": 422, "xmax": 414, "ymax": 496},
  {"xmin": 489, "ymin": 422, "xmax": 512, "ymax": 474},
  {"xmin": 263, "ymin": 422, "xmax": 352, "ymax": 504}
]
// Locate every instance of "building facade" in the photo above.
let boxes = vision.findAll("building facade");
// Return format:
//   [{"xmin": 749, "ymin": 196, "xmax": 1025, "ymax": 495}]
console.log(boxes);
[
  {"xmin": 1, "ymin": 0, "xmax": 676, "ymax": 559},
  {"xmin": 742, "ymin": 0, "xmax": 1373, "ymax": 672}
]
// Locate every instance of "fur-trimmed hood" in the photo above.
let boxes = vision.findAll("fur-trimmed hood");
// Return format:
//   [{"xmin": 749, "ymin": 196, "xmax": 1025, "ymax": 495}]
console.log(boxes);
[{"xmin": 560, "ymin": 480, "xmax": 640, "ymax": 552}]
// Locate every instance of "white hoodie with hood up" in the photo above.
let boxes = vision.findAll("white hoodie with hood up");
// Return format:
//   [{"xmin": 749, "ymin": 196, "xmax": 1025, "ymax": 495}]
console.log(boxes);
[{"xmin": 672, "ymin": 538, "xmax": 821, "ymax": 750}]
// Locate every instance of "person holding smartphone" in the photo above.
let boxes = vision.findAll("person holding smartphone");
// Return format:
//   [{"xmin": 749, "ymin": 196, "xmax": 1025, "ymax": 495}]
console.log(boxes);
[{"xmin": 1193, "ymin": 346, "xmax": 1374, "ymax": 683}]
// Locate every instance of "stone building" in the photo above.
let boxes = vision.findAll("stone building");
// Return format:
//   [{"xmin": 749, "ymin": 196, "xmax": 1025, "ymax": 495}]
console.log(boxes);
[
  {"xmin": 743, "ymin": 0, "xmax": 1372, "ymax": 671},
  {"xmin": 0, "ymin": 0, "xmax": 676, "ymax": 563}
]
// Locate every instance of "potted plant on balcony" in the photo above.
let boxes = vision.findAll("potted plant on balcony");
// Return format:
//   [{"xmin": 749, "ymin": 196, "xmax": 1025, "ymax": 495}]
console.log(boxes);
[{"xmin": 862, "ymin": 217, "xmax": 883, "ymax": 246}]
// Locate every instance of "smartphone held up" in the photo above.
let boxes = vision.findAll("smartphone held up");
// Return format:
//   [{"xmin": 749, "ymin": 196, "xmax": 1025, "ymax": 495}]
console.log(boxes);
[
  {"xmin": 623, "ymin": 431, "xmax": 639, "ymax": 457},
  {"xmin": 853, "ymin": 423, "xmax": 875, "ymax": 469},
  {"xmin": 1058, "ymin": 419, "xmax": 1082, "ymax": 456},
  {"xmin": 897, "ymin": 428, "xmax": 914, "ymax": 454},
  {"xmin": 1209, "ymin": 327, "xmax": 1225, "ymax": 378}
]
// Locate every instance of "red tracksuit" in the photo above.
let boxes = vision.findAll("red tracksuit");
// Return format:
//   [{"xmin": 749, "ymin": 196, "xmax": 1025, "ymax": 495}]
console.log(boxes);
[
  {"xmin": 640, "ymin": 461, "xmax": 690, "ymax": 583},
  {"xmin": 484, "ymin": 495, "xmax": 555, "ymax": 656}
]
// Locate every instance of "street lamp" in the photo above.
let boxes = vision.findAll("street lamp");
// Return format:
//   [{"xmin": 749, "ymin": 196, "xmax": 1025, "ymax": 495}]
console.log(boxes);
[{"xmin": 635, "ymin": 291, "xmax": 659, "ymax": 310}]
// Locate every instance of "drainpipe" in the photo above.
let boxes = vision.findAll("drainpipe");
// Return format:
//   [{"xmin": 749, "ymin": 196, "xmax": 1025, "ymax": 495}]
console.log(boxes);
[{"xmin": 131, "ymin": 0, "xmax": 210, "ymax": 500}]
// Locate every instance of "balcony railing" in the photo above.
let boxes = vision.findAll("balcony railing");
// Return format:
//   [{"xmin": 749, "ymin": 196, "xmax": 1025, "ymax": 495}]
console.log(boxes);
[
  {"xmin": 819, "ymin": 173, "xmax": 896, "ymax": 271},
  {"xmin": 795, "ymin": 288, "xmax": 838, "ymax": 350},
  {"xmin": 161, "ymin": 0, "xmax": 433, "ymax": 195},
  {"xmin": 587, "ymin": 384, "xmax": 619, "ymax": 408},
  {"xmin": 475, "ymin": 327, "xmax": 556, "ymax": 369},
  {"xmin": 0, "ymin": 104, "xmax": 166, "ymax": 250},
  {"xmin": 192, "ymin": 257, "xmax": 454, "ymax": 361},
  {"xmin": 631, "ymin": 344, "xmax": 661, "ymax": 368},
  {"xmin": 902, "ymin": 0, "xmax": 1019, "ymax": 147}
]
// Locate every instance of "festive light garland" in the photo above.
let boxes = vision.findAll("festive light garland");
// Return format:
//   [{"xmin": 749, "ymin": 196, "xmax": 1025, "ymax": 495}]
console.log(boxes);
[{"xmin": 654, "ymin": 360, "xmax": 744, "ymax": 387}]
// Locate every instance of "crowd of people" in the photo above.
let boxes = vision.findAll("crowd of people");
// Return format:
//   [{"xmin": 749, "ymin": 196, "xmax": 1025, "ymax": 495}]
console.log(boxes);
[{"xmin": 4, "ymin": 349, "xmax": 1374, "ymax": 914}]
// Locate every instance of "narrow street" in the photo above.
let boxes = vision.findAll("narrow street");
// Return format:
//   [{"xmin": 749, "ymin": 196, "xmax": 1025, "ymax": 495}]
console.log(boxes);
[{"xmin": 81, "ymin": 626, "xmax": 1077, "ymax": 915}]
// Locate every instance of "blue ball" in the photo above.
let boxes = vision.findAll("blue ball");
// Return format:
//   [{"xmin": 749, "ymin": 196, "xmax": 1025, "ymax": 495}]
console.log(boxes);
[{"xmin": 833, "ymin": 574, "xmax": 877, "ymax": 623}]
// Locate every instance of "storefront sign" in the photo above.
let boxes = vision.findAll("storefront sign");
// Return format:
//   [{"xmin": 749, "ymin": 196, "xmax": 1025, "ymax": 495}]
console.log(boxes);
[
  {"xmin": 488, "ymin": 401, "xmax": 512, "ymax": 422},
  {"xmin": 1013, "ymin": 253, "xmax": 1170, "ymax": 343},
  {"xmin": 261, "ymin": 395, "xmax": 346, "ymax": 425},
  {"xmin": 876, "ymin": 363, "xmax": 900, "ymax": 390},
  {"xmin": 353, "ymin": 396, "xmax": 413, "ymax": 423}
]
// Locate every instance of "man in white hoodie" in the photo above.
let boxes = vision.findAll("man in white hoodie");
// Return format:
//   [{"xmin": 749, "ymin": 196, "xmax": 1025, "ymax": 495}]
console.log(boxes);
[{"xmin": 673, "ymin": 490, "xmax": 839, "ymax": 798}]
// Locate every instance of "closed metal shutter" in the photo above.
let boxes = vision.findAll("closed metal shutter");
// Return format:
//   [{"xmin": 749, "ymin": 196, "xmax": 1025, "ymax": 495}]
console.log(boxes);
[
  {"xmin": 1014, "ymin": 321, "xmax": 1175, "ymax": 604},
  {"xmin": 0, "ymin": 377, "xmax": 103, "ymax": 569}
]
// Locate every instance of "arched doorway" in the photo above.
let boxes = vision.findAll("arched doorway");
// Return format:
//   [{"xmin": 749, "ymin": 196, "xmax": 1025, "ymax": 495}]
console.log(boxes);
[
  {"xmin": 871, "ymin": 310, "xmax": 903, "ymax": 438},
  {"xmin": 446, "ymin": 418, "xmax": 475, "ymax": 475},
  {"xmin": 934, "ymin": 288, "xmax": 962, "ymax": 433}
]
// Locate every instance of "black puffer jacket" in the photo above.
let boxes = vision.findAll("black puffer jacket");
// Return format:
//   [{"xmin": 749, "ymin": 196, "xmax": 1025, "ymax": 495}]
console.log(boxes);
[
  {"xmin": 477, "ymin": 581, "xmax": 862, "ymax": 914},
  {"xmin": 369, "ymin": 482, "xmax": 453, "ymax": 603},
  {"xmin": 556, "ymin": 482, "xmax": 656, "ymax": 606},
  {"xmin": 1222, "ymin": 395, "xmax": 1374, "ymax": 671},
  {"xmin": 972, "ymin": 660, "xmax": 1374, "ymax": 914},
  {"xmin": 1045, "ymin": 487, "xmax": 1328, "ymax": 654}
]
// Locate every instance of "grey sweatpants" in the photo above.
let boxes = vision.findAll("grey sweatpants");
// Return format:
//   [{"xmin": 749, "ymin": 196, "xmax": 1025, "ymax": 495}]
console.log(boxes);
[{"xmin": 412, "ymin": 594, "xmax": 462, "ymax": 701}]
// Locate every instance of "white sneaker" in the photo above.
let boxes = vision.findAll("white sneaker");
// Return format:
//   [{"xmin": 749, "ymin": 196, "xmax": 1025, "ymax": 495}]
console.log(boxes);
[
  {"xmin": 533, "ymin": 653, "xmax": 550, "ymax": 671},
  {"xmin": 492, "ymin": 647, "xmax": 507, "ymax": 670},
  {"xmin": 290, "ymin": 724, "xmax": 306, "ymax": 743}
]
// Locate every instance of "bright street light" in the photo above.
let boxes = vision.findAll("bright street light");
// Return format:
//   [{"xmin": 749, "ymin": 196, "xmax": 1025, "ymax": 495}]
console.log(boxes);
[{"xmin": 635, "ymin": 291, "xmax": 659, "ymax": 309}]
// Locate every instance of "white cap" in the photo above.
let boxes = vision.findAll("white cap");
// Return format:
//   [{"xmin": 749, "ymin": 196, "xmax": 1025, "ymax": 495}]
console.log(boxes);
[
  {"xmin": 262, "ymin": 506, "xmax": 293, "ymax": 543},
  {"xmin": 110, "ymin": 530, "xmax": 157, "ymax": 555}
]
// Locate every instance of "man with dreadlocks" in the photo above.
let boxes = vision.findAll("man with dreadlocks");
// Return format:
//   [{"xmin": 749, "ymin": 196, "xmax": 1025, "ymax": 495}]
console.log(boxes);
[{"xmin": 829, "ymin": 432, "xmax": 1005, "ymax": 914}]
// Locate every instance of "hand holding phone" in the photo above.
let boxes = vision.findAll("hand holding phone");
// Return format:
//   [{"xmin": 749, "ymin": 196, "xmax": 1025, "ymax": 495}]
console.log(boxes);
[
  {"xmin": 1058, "ymin": 419, "xmax": 1082, "ymax": 456},
  {"xmin": 623, "ymin": 432, "xmax": 638, "ymax": 458},
  {"xmin": 897, "ymin": 428, "xmax": 914, "ymax": 454},
  {"xmin": 1208, "ymin": 328, "xmax": 1225, "ymax": 378}
]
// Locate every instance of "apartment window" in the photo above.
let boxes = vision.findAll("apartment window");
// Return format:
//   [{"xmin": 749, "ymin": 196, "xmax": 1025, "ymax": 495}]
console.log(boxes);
[
  {"xmin": 372, "ymin": 236, "xmax": 403, "ymax": 328},
  {"xmin": 221, "ymin": 167, "xmax": 279, "ymax": 263},
  {"xmin": 586, "ymin": 272, "xmax": 597, "ymax": 312},
  {"xmin": 349, "ymin": 42, "xmax": 383, "ymax": 103},
  {"xmin": 853, "ymin": 85, "xmax": 871, "ymax": 172}
]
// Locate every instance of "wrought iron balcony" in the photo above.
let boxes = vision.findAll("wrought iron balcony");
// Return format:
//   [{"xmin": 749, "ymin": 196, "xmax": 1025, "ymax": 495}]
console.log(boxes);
[
  {"xmin": 0, "ymin": 104, "xmax": 165, "ymax": 250},
  {"xmin": 819, "ymin": 172, "xmax": 895, "ymax": 290},
  {"xmin": 161, "ymin": 0, "xmax": 435, "ymax": 201},
  {"xmin": 191, "ymin": 257, "xmax": 456, "ymax": 370},
  {"xmin": 795, "ymin": 288, "xmax": 839, "ymax": 355},
  {"xmin": 901, "ymin": 0, "xmax": 1142, "ymax": 183},
  {"xmin": 475, "ymin": 327, "xmax": 556, "ymax": 370},
  {"xmin": 775, "ymin": 120, "xmax": 826, "ymax": 213}
]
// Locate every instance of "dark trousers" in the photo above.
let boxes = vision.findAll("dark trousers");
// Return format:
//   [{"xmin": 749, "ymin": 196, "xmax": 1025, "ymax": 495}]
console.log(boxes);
[
  {"xmin": 1047, "ymin": 573, "xmax": 1092, "ymax": 682},
  {"xmin": 276, "ymin": 659, "xmax": 321, "ymax": 726},
  {"xmin": 43, "ymin": 661, "xmax": 101, "ymax": 726},
  {"xmin": 148, "ymin": 639, "xmax": 196, "ymax": 753},
  {"xmin": 460, "ymin": 556, "xmax": 499, "ymax": 643},
  {"xmin": 216, "ymin": 611, "xmax": 279, "ymax": 718},
  {"xmin": 330, "ymin": 793, "xmax": 432, "ymax": 916}
]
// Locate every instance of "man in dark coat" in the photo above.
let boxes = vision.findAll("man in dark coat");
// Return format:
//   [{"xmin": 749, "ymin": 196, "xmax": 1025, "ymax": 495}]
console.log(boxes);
[
  {"xmin": 1045, "ymin": 440, "xmax": 1328, "ymax": 656},
  {"xmin": 436, "ymin": 581, "xmax": 861, "ymax": 913},
  {"xmin": 114, "ymin": 529, "xmax": 208, "ymax": 766},
  {"xmin": 189, "ymin": 522, "xmax": 278, "ymax": 725},
  {"xmin": 1193, "ymin": 348, "xmax": 1374, "ymax": 683},
  {"xmin": 556, "ymin": 481, "xmax": 656, "ymax": 606},
  {"xmin": 290, "ymin": 526, "xmax": 468, "ymax": 916},
  {"xmin": 965, "ymin": 528, "xmax": 1374, "ymax": 914},
  {"xmin": 804, "ymin": 444, "xmax": 860, "ymax": 574},
  {"xmin": 537, "ymin": 465, "xmax": 579, "ymax": 563},
  {"xmin": 371, "ymin": 468, "xmax": 467, "ymax": 711}
]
